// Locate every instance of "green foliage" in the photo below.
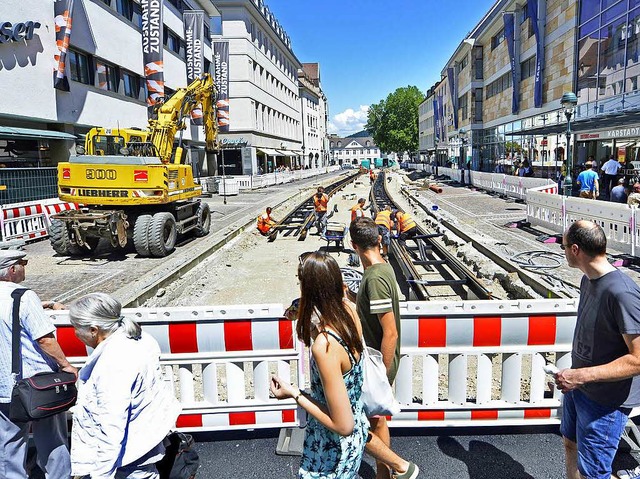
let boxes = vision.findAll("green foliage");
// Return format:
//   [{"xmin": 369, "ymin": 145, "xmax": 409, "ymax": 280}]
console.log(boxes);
[{"xmin": 365, "ymin": 86, "xmax": 424, "ymax": 156}]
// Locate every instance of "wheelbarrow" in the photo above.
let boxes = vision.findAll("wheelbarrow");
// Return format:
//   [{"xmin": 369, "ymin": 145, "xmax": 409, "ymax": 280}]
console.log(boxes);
[{"xmin": 321, "ymin": 221, "xmax": 348, "ymax": 252}]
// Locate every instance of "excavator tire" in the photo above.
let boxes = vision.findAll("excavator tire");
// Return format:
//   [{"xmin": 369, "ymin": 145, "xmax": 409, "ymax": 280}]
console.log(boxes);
[
  {"xmin": 49, "ymin": 219, "xmax": 84, "ymax": 256},
  {"xmin": 133, "ymin": 214, "xmax": 152, "ymax": 257},
  {"xmin": 149, "ymin": 212, "xmax": 177, "ymax": 257},
  {"xmin": 195, "ymin": 201, "xmax": 211, "ymax": 237}
]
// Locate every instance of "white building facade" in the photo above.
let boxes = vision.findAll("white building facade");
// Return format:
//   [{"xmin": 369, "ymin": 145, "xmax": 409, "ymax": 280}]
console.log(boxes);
[
  {"xmin": 328, "ymin": 135, "xmax": 382, "ymax": 167},
  {"xmin": 298, "ymin": 63, "xmax": 327, "ymax": 169},
  {"xmin": 213, "ymin": 0, "xmax": 304, "ymax": 175},
  {"xmin": 0, "ymin": 0, "xmax": 219, "ymax": 178}
]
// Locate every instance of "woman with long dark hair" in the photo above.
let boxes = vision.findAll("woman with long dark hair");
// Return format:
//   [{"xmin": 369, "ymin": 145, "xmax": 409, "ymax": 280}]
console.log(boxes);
[{"xmin": 271, "ymin": 252, "xmax": 367, "ymax": 478}]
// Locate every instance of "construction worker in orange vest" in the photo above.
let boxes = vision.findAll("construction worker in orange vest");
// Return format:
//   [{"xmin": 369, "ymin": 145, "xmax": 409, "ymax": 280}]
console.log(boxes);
[
  {"xmin": 374, "ymin": 205, "xmax": 393, "ymax": 257},
  {"xmin": 369, "ymin": 169, "xmax": 376, "ymax": 185},
  {"xmin": 257, "ymin": 206, "xmax": 277, "ymax": 236},
  {"xmin": 349, "ymin": 198, "xmax": 368, "ymax": 223},
  {"xmin": 312, "ymin": 186, "xmax": 329, "ymax": 235},
  {"xmin": 394, "ymin": 210, "xmax": 418, "ymax": 243}
]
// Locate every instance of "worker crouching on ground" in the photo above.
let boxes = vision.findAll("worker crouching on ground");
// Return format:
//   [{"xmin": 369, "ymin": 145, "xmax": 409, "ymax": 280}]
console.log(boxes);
[
  {"xmin": 257, "ymin": 207, "xmax": 278, "ymax": 236},
  {"xmin": 313, "ymin": 187, "xmax": 329, "ymax": 235},
  {"xmin": 374, "ymin": 205, "xmax": 393, "ymax": 258},
  {"xmin": 394, "ymin": 210, "xmax": 418, "ymax": 243},
  {"xmin": 350, "ymin": 198, "xmax": 368, "ymax": 223}
]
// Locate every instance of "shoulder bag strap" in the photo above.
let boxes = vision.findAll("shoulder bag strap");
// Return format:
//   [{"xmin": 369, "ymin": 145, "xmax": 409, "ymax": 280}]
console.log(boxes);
[{"xmin": 10, "ymin": 288, "xmax": 29, "ymax": 382}]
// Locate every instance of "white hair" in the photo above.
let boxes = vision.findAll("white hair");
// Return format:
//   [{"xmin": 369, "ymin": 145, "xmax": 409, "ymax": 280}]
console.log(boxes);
[{"xmin": 69, "ymin": 292, "xmax": 141, "ymax": 339}]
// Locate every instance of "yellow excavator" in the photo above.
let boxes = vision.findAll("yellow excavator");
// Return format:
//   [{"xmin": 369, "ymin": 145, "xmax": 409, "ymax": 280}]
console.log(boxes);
[{"xmin": 50, "ymin": 74, "xmax": 217, "ymax": 257}]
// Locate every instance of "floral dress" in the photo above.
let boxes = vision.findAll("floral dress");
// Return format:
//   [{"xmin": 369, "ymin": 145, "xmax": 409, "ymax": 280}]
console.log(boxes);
[{"xmin": 299, "ymin": 330, "xmax": 369, "ymax": 479}]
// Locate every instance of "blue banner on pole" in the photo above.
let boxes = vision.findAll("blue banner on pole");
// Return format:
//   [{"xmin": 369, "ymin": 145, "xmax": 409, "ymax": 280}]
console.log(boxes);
[
  {"xmin": 447, "ymin": 68, "xmax": 458, "ymax": 130},
  {"xmin": 528, "ymin": 0, "xmax": 544, "ymax": 107},
  {"xmin": 503, "ymin": 12, "xmax": 519, "ymax": 114}
]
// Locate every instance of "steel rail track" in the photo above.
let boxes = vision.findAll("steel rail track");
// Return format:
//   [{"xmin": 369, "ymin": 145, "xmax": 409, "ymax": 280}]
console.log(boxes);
[
  {"xmin": 268, "ymin": 172, "xmax": 360, "ymax": 241},
  {"xmin": 370, "ymin": 172, "xmax": 493, "ymax": 301}
]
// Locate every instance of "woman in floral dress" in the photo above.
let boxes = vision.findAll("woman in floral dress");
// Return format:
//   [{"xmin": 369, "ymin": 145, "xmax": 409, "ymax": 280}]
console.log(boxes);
[{"xmin": 271, "ymin": 251, "xmax": 368, "ymax": 478}]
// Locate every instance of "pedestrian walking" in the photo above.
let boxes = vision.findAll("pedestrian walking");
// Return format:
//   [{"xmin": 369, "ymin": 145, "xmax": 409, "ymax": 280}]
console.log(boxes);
[
  {"xmin": 576, "ymin": 161, "xmax": 599, "ymax": 199},
  {"xmin": 349, "ymin": 218, "xmax": 419, "ymax": 479},
  {"xmin": 270, "ymin": 252, "xmax": 368, "ymax": 478},
  {"xmin": 0, "ymin": 250, "xmax": 76, "ymax": 479},
  {"xmin": 374, "ymin": 206, "xmax": 393, "ymax": 258},
  {"xmin": 555, "ymin": 221, "xmax": 640, "ymax": 479},
  {"xmin": 601, "ymin": 155, "xmax": 621, "ymax": 199},
  {"xmin": 393, "ymin": 210, "xmax": 418, "ymax": 243},
  {"xmin": 313, "ymin": 187, "xmax": 329, "ymax": 235},
  {"xmin": 68, "ymin": 292, "xmax": 181, "ymax": 479}
]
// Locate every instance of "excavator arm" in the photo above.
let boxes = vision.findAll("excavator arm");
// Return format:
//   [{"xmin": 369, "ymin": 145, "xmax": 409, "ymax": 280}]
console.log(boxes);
[{"xmin": 147, "ymin": 74, "xmax": 218, "ymax": 164}]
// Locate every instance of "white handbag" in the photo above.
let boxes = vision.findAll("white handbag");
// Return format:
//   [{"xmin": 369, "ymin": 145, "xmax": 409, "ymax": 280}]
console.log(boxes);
[{"xmin": 360, "ymin": 345, "xmax": 401, "ymax": 417}]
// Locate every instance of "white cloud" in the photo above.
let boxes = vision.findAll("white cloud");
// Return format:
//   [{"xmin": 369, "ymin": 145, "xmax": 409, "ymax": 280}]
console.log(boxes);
[{"xmin": 328, "ymin": 105, "xmax": 369, "ymax": 137}]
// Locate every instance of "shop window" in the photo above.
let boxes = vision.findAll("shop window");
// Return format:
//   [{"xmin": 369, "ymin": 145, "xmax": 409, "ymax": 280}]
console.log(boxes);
[
  {"xmin": 96, "ymin": 61, "xmax": 119, "ymax": 92},
  {"xmin": 69, "ymin": 50, "xmax": 91, "ymax": 85},
  {"xmin": 122, "ymin": 71, "xmax": 140, "ymax": 99}
]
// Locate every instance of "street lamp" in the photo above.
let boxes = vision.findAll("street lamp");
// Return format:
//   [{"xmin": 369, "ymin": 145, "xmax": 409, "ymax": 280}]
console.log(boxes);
[
  {"xmin": 458, "ymin": 128, "xmax": 467, "ymax": 185},
  {"xmin": 561, "ymin": 92, "xmax": 578, "ymax": 197}
]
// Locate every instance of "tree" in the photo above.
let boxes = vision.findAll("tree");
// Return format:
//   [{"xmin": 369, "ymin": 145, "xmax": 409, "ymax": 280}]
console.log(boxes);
[{"xmin": 366, "ymin": 86, "xmax": 424, "ymax": 158}]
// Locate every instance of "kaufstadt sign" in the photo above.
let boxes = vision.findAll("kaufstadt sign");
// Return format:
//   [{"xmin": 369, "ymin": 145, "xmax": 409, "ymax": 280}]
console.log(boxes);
[
  {"xmin": 0, "ymin": 21, "xmax": 40, "ymax": 43},
  {"xmin": 221, "ymin": 138, "xmax": 248, "ymax": 148},
  {"xmin": 578, "ymin": 126, "xmax": 640, "ymax": 141}
]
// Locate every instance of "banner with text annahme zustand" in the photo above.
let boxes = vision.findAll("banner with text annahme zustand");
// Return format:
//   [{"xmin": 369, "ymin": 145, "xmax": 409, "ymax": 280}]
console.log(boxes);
[
  {"xmin": 213, "ymin": 41, "xmax": 230, "ymax": 133},
  {"xmin": 527, "ymin": 0, "xmax": 544, "ymax": 108},
  {"xmin": 53, "ymin": 0, "xmax": 74, "ymax": 91},
  {"xmin": 503, "ymin": 12, "xmax": 519, "ymax": 114},
  {"xmin": 433, "ymin": 99, "xmax": 440, "ymax": 144},
  {"xmin": 184, "ymin": 11, "xmax": 204, "ymax": 125},
  {"xmin": 141, "ymin": 0, "xmax": 164, "ymax": 117}
]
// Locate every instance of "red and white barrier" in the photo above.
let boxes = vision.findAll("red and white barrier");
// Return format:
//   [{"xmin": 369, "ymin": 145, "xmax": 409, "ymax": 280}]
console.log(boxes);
[
  {"xmin": 49, "ymin": 299, "xmax": 577, "ymax": 431},
  {"xmin": 0, "ymin": 198, "xmax": 77, "ymax": 242}
]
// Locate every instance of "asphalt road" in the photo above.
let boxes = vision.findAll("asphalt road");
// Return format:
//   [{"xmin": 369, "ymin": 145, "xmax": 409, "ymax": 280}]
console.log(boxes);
[{"xmin": 193, "ymin": 426, "xmax": 639, "ymax": 479}]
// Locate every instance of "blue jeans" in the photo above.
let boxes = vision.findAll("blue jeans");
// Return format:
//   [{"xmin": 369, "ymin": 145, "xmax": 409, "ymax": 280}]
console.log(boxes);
[{"xmin": 560, "ymin": 389, "xmax": 631, "ymax": 479}]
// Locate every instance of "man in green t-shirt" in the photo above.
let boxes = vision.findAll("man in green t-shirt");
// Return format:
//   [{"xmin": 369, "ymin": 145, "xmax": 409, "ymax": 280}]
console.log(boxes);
[{"xmin": 349, "ymin": 217, "xmax": 419, "ymax": 479}]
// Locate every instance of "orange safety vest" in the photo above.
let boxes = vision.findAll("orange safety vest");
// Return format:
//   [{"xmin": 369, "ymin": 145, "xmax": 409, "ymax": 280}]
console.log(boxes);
[
  {"xmin": 257, "ymin": 213, "xmax": 274, "ymax": 234},
  {"xmin": 375, "ymin": 210, "xmax": 392, "ymax": 229},
  {"xmin": 396, "ymin": 212, "xmax": 417, "ymax": 233},
  {"xmin": 350, "ymin": 204, "xmax": 364, "ymax": 222},
  {"xmin": 313, "ymin": 193, "xmax": 328, "ymax": 212}
]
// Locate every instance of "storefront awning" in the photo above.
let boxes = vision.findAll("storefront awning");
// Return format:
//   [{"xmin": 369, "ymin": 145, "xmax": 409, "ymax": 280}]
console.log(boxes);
[
  {"xmin": 277, "ymin": 149, "xmax": 302, "ymax": 156},
  {"xmin": 0, "ymin": 126, "xmax": 77, "ymax": 140},
  {"xmin": 506, "ymin": 109, "xmax": 640, "ymax": 137},
  {"xmin": 257, "ymin": 147, "xmax": 283, "ymax": 156},
  {"xmin": 290, "ymin": 150, "xmax": 304, "ymax": 155}
]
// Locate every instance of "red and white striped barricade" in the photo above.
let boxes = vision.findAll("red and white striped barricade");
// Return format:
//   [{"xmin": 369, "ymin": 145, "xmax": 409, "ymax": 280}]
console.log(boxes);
[
  {"xmin": 0, "ymin": 198, "xmax": 77, "ymax": 242},
  {"xmin": 389, "ymin": 299, "xmax": 577, "ymax": 428},
  {"xmin": 51, "ymin": 304, "xmax": 303, "ymax": 433}
]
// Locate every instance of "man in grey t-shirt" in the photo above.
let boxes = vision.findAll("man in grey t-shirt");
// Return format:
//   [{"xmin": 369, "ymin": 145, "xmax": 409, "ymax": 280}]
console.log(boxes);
[{"xmin": 556, "ymin": 220, "xmax": 640, "ymax": 479}]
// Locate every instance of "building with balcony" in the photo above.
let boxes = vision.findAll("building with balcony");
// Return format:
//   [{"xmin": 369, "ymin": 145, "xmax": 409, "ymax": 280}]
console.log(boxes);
[{"xmin": 328, "ymin": 133, "xmax": 382, "ymax": 167}]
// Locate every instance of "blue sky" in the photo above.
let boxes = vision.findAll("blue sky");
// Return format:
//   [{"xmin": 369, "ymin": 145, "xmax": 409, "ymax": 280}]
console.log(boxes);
[{"xmin": 265, "ymin": 0, "xmax": 496, "ymax": 136}]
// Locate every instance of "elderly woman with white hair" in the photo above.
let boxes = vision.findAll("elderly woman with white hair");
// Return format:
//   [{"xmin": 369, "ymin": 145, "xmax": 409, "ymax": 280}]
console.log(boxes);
[{"xmin": 68, "ymin": 292, "xmax": 180, "ymax": 479}]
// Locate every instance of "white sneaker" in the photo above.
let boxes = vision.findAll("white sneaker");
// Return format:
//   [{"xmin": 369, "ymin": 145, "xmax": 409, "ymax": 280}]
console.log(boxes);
[{"xmin": 618, "ymin": 465, "xmax": 640, "ymax": 479}]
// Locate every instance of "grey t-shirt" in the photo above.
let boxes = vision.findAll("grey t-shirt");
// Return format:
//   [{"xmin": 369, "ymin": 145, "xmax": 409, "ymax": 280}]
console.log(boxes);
[{"xmin": 573, "ymin": 269, "xmax": 640, "ymax": 407}]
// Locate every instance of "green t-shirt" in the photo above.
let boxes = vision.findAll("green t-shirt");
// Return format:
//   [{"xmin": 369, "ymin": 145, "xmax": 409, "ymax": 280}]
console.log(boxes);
[{"xmin": 356, "ymin": 262, "xmax": 401, "ymax": 383}]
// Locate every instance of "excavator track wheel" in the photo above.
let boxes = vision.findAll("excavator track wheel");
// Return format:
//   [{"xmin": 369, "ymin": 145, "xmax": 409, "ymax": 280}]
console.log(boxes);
[
  {"xmin": 149, "ymin": 212, "xmax": 177, "ymax": 257},
  {"xmin": 195, "ymin": 202, "xmax": 211, "ymax": 237},
  {"xmin": 133, "ymin": 214, "xmax": 153, "ymax": 257}
]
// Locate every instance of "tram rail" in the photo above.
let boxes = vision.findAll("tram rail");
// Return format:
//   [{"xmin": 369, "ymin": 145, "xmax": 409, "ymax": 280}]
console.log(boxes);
[
  {"xmin": 371, "ymin": 172, "xmax": 493, "ymax": 301},
  {"xmin": 268, "ymin": 171, "xmax": 359, "ymax": 241}
]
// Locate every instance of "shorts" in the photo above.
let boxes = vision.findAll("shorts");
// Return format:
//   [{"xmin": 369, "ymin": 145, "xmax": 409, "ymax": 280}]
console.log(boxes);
[
  {"xmin": 377, "ymin": 225, "xmax": 390, "ymax": 245},
  {"xmin": 560, "ymin": 389, "xmax": 631, "ymax": 479},
  {"xmin": 579, "ymin": 190, "xmax": 596, "ymax": 199}
]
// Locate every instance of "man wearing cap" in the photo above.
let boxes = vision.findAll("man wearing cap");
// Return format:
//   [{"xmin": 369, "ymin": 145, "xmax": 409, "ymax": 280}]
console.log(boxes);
[{"xmin": 0, "ymin": 250, "xmax": 76, "ymax": 478}]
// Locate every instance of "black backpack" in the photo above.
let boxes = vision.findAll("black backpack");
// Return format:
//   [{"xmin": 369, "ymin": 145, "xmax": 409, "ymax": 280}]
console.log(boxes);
[{"xmin": 156, "ymin": 431, "xmax": 199, "ymax": 479}]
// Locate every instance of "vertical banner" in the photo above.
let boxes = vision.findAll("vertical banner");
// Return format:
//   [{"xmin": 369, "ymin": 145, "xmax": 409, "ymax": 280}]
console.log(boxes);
[
  {"xmin": 447, "ymin": 68, "xmax": 458, "ymax": 130},
  {"xmin": 438, "ymin": 93, "xmax": 445, "ymax": 142},
  {"xmin": 433, "ymin": 99, "xmax": 439, "ymax": 145},
  {"xmin": 184, "ymin": 11, "xmax": 205, "ymax": 125},
  {"xmin": 53, "ymin": 0, "xmax": 74, "ymax": 91},
  {"xmin": 141, "ymin": 0, "xmax": 164, "ymax": 117},
  {"xmin": 527, "ymin": 0, "xmax": 544, "ymax": 107},
  {"xmin": 213, "ymin": 41, "xmax": 230, "ymax": 133},
  {"xmin": 503, "ymin": 12, "xmax": 519, "ymax": 114}
]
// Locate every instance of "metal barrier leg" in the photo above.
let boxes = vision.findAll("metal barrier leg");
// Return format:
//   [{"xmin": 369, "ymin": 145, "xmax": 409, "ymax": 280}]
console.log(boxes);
[
  {"xmin": 621, "ymin": 418, "xmax": 640, "ymax": 453},
  {"xmin": 276, "ymin": 426, "xmax": 306, "ymax": 456}
]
